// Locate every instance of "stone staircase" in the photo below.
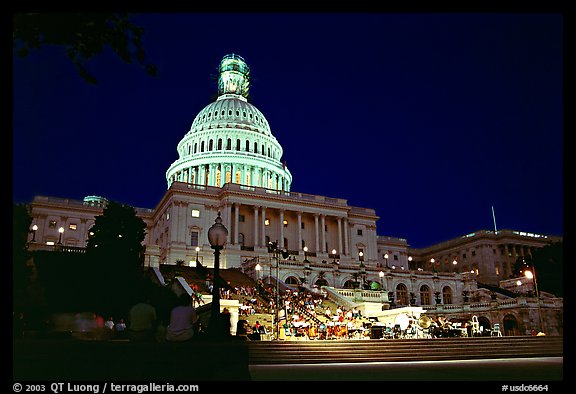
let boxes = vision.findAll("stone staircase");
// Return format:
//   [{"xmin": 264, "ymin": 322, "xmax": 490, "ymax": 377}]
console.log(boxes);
[{"xmin": 246, "ymin": 335, "xmax": 563, "ymax": 364}]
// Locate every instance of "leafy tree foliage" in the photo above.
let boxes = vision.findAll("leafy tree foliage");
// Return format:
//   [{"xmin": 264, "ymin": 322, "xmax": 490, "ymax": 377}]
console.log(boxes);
[
  {"xmin": 13, "ymin": 13, "xmax": 157, "ymax": 84},
  {"xmin": 13, "ymin": 203, "xmax": 33, "ymax": 311},
  {"xmin": 86, "ymin": 200, "xmax": 147, "ymax": 272},
  {"xmin": 513, "ymin": 241, "xmax": 563, "ymax": 297}
]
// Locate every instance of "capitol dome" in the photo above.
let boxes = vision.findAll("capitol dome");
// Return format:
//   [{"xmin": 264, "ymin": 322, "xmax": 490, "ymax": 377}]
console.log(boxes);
[{"xmin": 166, "ymin": 54, "xmax": 292, "ymax": 191}]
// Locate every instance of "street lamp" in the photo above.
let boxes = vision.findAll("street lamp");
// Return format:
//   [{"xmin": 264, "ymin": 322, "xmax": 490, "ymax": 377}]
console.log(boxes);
[
  {"xmin": 358, "ymin": 250, "xmax": 364, "ymax": 263},
  {"xmin": 255, "ymin": 263, "xmax": 261, "ymax": 281},
  {"xmin": 332, "ymin": 248, "xmax": 338, "ymax": 264},
  {"xmin": 31, "ymin": 224, "xmax": 38, "ymax": 242},
  {"xmin": 379, "ymin": 270, "xmax": 384, "ymax": 291},
  {"xmin": 408, "ymin": 255, "xmax": 412, "ymax": 270},
  {"xmin": 452, "ymin": 259, "xmax": 458, "ymax": 273},
  {"xmin": 430, "ymin": 258, "xmax": 436, "ymax": 272},
  {"xmin": 57, "ymin": 227, "xmax": 64, "ymax": 244},
  {"xmin": 207, "ymin": 212, "xmax": 228, "ymax": 337},
  {"xmin": 195, "ymin": 246, "xmax": 200, "ymax": 263},
  {"xmin": 525, "ymin": 267, "xmax": 545, "ymax": 334},
  {"xmin": 303, "ymin": 246, "xmax": 309, "ymax": 263},
  {"xmin": 384, "ymin": 253, "xmax": 389, "ymax": 268}
]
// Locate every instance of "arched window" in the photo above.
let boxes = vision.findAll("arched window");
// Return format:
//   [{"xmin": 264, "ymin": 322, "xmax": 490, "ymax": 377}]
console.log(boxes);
[
  {"xmin": 261, "ymin": 144, "xmax": 265, "ymax": 155},
  {"xmin": 420, "ymin": 285, "xmax": 432, "ymax": 305},
  {"xmin": 208, "ymin": 139, "xmax": 213, "ymax": 151},
  {"xmin": 236, "ymin": 139, "xmax": 241, "ymax": 151},
  {"xmin": 285, "ymin": 276, "xmax": 299, "ymax": 286},
  {"xmin": 225, "ymin": 171, "xmax": 231, "ymax": 184},
  {"xmin": 442, "ymin": 286, "xmax": 453, "ymax": 304},
  {"xmin": 396, "ymin": 283, "xmax": 409, "ymax": 306},
  {"xmin": 245, "ymin": 140, "xmax": 250, "ymax": 152},
  {"xmin": 226, "ymin": 138, "xmax": 231, "ymax": 150},
  {"xmin": 217, "ymin": 139, "xmax": 222, "ymax": 150},
  {"xmin": 194, "ymin": 143, "xmax": 197, "ymax": 153},
  {"xmin": 188, "ymin": 145, "xmax": 190, "ymax": 155},
  {"xmin": 235, "ymin": 171, "xmax": 241, "ymax": 184},
  {"xmin": 254, "ymin": 141, "xmax": 258, "ymax": 153},
  {"xmin": 268, "ymin": 147, "xmax": 271, "ymax": 157},
  {"xmin": 200, "ymin": 141, "xmax": 205, "ymax": 152}
]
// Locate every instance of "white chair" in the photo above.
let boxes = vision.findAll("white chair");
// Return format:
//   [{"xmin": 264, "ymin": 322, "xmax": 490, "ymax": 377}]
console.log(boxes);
[
  {"xmin": 491, "ymin": 323, "xmax": 503, "ymax": 337},
  {"xmin": 471, "ymin": 315, "xmax": 481, "ymax": 336}
]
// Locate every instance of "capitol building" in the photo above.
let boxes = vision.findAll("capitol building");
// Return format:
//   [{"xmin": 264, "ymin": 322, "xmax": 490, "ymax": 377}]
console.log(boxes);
[{"xmin": 25, "ymin": 54, "xmax": 563, "ymax": 336}]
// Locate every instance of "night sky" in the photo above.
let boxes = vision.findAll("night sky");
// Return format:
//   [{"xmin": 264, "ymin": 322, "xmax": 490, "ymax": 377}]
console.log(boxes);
[{"xmin": 12, "ymin": 12, "xmax": 564, "ymax": 248}]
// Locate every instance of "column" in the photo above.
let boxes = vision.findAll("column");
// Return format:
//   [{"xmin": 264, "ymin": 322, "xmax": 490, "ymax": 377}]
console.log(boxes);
[
  {"xmin": 226, "ymin": 203, "xmax": 232, "ymax": 243},
  {"xmin": 261, "ymin": 207, "xmax": 267, "ymax": 247},
  {"xmin": 337, "ymin": 217, "xmax": 342, "ymax": 254},
  {"xmin": 320, "ymin": 215, "xmax": 326, "ymax": 253},
  {"xmin": 314, "ymin": 214, "xmax": 320, "ymax": 253},
  {"xmin": 297, "ymin": 212, "xmax": 302, "ymax": 250},
  {"xmin": 234, "ymin": 203, "xmax": 240, "ymax": 246},
  {"xmin": 253, "ymin": 206, "xmax": 259, "ymax": 247},
  {"xmin": 279, "ymin": 209, "xmax": 285, "ymax": 249},
  {"xmin": 231, "ymin": 164, "xmax": 236, "ymax": 183},
  {"xmin": 170, "ymin": 202, "xmax": 179, "ymax": 243},
  {"xmin": 344, "ymin": 218, "xmax": 349, "ymax": 256}
]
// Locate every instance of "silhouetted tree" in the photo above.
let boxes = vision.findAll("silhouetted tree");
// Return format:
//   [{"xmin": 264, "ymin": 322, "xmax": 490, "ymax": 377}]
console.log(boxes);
[
  {"xmin": 13, "ymin": 203, "xmax": 33, "ymax": 312},
  {"xmin": 512, "ymin": 241, "xmax": 563, "ymax": 297},
  {"xmin": 13, "ymin": 13, "xmax": 157, "ymax": 84}
]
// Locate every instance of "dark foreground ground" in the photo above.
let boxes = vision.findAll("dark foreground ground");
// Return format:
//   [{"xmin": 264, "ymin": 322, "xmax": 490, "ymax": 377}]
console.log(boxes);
[{"xmin": 13, "ymin": 337, "xmax": 563, "ymax": 383}]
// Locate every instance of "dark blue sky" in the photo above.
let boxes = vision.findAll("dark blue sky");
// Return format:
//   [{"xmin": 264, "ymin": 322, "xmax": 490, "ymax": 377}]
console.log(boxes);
[{"xmin": 12, "ymin": 13, "xmax": 564, "ymax": 248}]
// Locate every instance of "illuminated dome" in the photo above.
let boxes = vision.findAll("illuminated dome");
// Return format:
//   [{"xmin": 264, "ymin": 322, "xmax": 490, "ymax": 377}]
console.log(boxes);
[{"xmin": 166, "ymin": 54, "xmax": 292, "ymax": 191}]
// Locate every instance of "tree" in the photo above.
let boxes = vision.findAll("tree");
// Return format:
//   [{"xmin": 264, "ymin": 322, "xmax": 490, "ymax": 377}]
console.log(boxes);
[
  {"xmin": 13, "ymin": 203, "xmax": 33, "ymax": 311},
  {"xmin": 513, "ymin": 242, "xmax": 563, "ymax": 297},
  {"xmin": 13, "ymin": 13, "xmax": 157, "ymax": 84},
  {"xmin": 86, "ymin": 200, "xmax": 147, "ymax": 272}
]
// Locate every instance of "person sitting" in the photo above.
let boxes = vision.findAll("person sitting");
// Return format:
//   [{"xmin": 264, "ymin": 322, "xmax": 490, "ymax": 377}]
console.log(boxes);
[
  {"xmin": 127, "ymin": 296, "xmax": 157, "ymax": 342},
  {"xmin": 165, "ymin": 293, "xmax": 199, "ymax": 342}
]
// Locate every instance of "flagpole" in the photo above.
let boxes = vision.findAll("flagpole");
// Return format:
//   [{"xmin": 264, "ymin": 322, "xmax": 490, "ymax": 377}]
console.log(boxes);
[{"xmin": 492, "ymin": 205, "xmax": 498, "ymax": 233}]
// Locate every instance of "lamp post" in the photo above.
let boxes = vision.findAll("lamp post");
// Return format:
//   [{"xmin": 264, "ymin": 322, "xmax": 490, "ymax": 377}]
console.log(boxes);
[
  {"xmin": 303, "ymin": 246, "xmax": 309, "ymax": 263},
  {"xmin": 359, "ymin": 251, "xmax": 364, "ymax": 263},
  {"xmin": 195, "ymin": 246, "xmax": 200, "ymax": 263},
  {"xmin": 379, "ymin": 270, "xmax": 385, "ymax": 292},
  {"xmin": 30, "ymin": 224, "xmax": 38, "ymax": 242},
  {"xmin": 332, "ymin": 248, "xmax": 338, "ymax": 264},
  {"xmin": 384, "ymin": 253, "xmax": 389, "ymax": 268},
  {"xmin": 255, "ymin": 263, "xmax": 261, "ymax": 281},
  {"xmin": 207, "ymin": 212, "xmax": 228, "ymax": 337},
  {"xmin": 430, "ymin": 258, "xmax": 436, "ymax": 272},
  {"xmin": 525, "ymin": 266, "xmax": 545, "ymax": 334},
  {"xmin": 452, "ymin": 259, "xmax": 458, "ymax": 273},
  {"xmin": 57, "ymin": 227, "xmax": 64, "ymax": 244},
  {"xmin": 408, "ymin": 255, "xmax": 412, "ymax": 270}
]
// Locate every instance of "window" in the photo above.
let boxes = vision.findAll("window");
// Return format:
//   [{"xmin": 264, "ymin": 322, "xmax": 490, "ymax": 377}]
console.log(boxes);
[
  {"xmin": 226, "ymin": 138, "xmax": 231, "ymax": 150},
  {"xmin": 191, "ymin": 209, "xmax": 200, "ymax": 217},
  {"xmin": 324, "ymin": 225, "xmax": 327, "ymax": 231},
  {"xmin": 254, "ymin": 142, "xmax": 258, "ymax": 152},
  {"xmin": 69, "ymin": 224, "xmax": 77, "ymax": 231},
  {"xmin": 442, "ymin": 287, "xmax": 453, "ymax": 304},
  {"xmin": 236, "ymin": 139, "xmax": 241, "ymax": 151},
  {"xmin": 396, "ymin": 284, "xmax": 408, "ymax": 306},
  {"xmin": 217, "ymin": 139, "xmax": 222, "ymax": 150},
  {"xmin": 49, "ymin": 220, "xmax": 57, "ymax": 228},
  {"xmin": 462, "ymin": 253, "xmax": 467, "ymax": 259},
  {"xmin": 472, "ymin": 250, "xmax": 476, "ymax": 257},
  {"xmin": 301, "ymin": 222, "xmax": 305, "ymax": 229},
  {"xmin": 420, "ymin": 285, "xmax": 432, "ymax": 305},
  {"xmin": 393, "ymin": 255, "xmax": 398, "ymax": 261},
  {"xmin": 194, "ymin": 143, "xmax": 197, "ymax": 153},
  {"xmin": 209, "ymin": 139, "xmax": 213, "ymax": 151},
  {"xmin": 201, "ymin": 141, "xmax": 205, "ymax": 152},
  {"xmin": 246, "ymin": 140, "xmax": 250, "ymax": 151},
  {"xmin": 357, "ymin": 229, "xmax": 363, "ymax": 236},
  {"xmin": 191, "ymin": 231, "xmax": 199, "ymax": 247},
  {"xmin": 239, "ymin": 215, "xmax": 245, "ymax": 222}
]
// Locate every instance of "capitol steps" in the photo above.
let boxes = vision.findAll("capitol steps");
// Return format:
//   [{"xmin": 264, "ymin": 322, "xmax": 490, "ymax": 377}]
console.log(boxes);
[{"xmin": 247, "ymin": 336, "xmax": 563, "ymax": 365}]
